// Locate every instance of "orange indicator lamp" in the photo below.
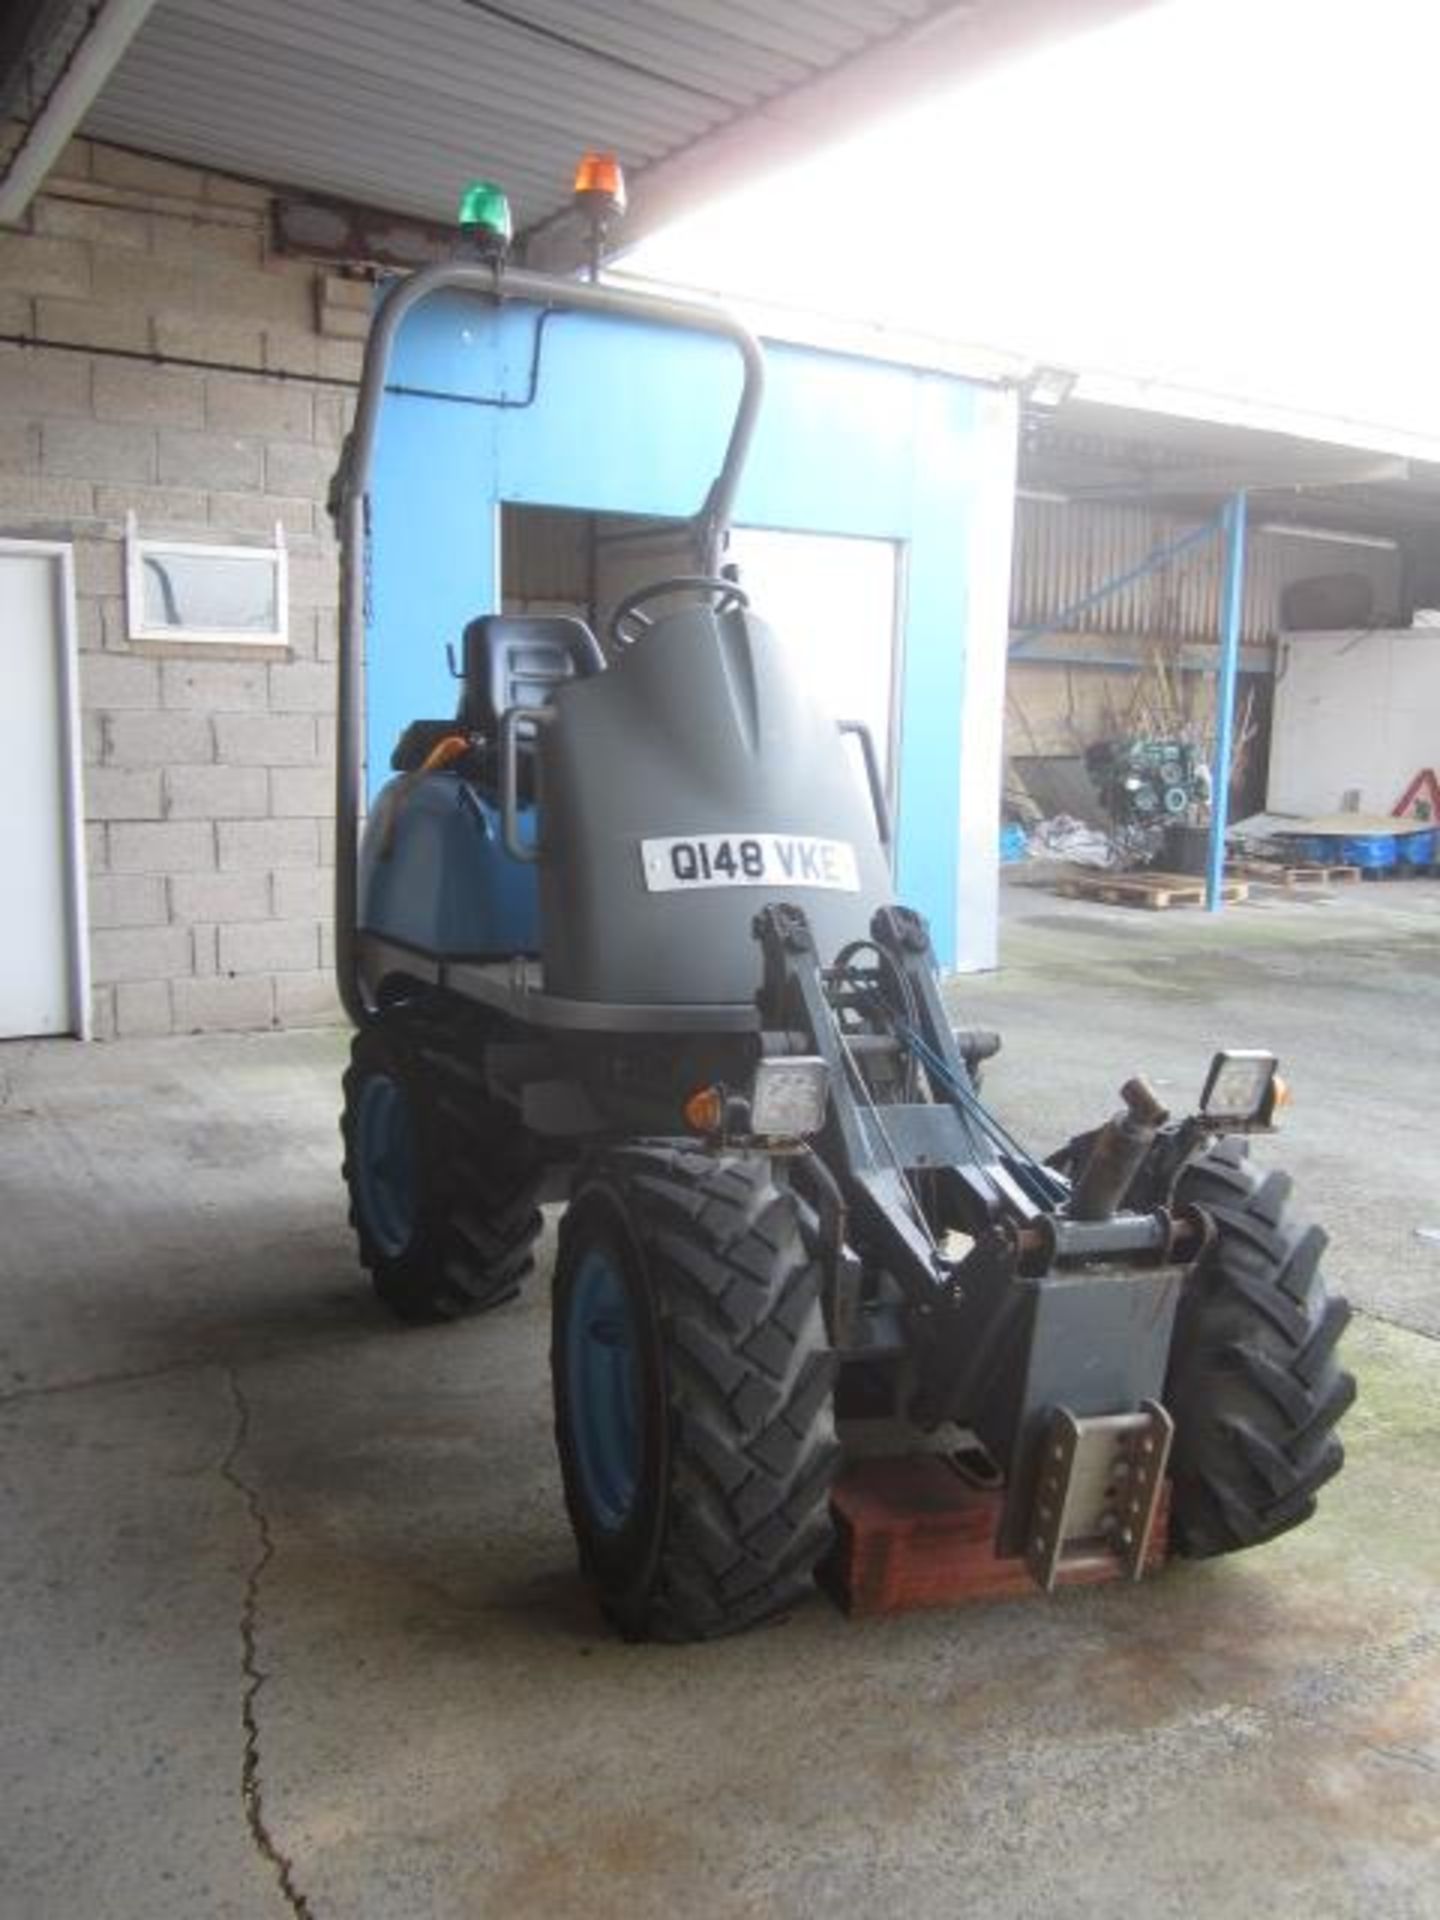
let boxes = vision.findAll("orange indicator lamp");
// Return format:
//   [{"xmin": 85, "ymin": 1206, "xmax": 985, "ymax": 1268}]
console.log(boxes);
[{"xmin": 573, "ymin": 151, "xmax": 627, "ymax": 216}]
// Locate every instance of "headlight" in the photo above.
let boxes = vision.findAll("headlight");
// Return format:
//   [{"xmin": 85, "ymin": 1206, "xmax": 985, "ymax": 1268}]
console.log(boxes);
[
  {"xmin": 750, "ymin": 1056, "xmax": 829, "ymax": 1139},
  {"xmin": 1200, "ymin": 1049, "xmax": 1279, "ymax": 1124}
]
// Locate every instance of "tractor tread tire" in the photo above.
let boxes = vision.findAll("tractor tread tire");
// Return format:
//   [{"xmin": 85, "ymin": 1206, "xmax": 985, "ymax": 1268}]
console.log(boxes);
[
  {"xmin": 342, "ymin": 1013, "xmax": 541, "ymax": 1324},
  {"xmin": 556, "ymin": 1146, "xmax": 839, "ymax": 1642},
  {"xmin": 1166, "ymin": 1137, "xmax": 1354, "ymax": 1558}
]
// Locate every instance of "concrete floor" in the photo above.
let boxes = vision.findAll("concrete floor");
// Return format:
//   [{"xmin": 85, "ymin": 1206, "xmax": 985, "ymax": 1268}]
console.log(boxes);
[{"xmin": 2, "ymin": 877, "xmax": 1438, "ymax": 1918}]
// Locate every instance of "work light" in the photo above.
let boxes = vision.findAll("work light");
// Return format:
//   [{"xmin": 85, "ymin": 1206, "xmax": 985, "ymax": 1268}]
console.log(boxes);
[
  {"xmin": 750, "ymin": 1057, "xmax": 830, "ymax": 1140},
  {"xmin": 1199, "ymin": 1050, "xmax": 1280, "ymax": 1126}
]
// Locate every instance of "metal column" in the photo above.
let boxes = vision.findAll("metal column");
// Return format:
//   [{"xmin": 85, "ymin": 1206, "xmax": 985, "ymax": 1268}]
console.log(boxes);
[{"xmin": 1206, "ymin": 489, "xmax": 1248, "ymax": 911}]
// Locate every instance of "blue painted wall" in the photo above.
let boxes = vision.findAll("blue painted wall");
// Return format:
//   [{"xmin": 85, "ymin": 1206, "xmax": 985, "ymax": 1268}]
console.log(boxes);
[{"xmin": 370, "ymin": 293, "xmax": 1007, "ymax": 966}]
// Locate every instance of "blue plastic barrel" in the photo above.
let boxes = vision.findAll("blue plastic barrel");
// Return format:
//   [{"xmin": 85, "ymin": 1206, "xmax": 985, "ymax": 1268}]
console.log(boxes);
[
  {"xmin": 1396, "ymin": 829, "xmax": 1437, "ymax": 867},
  {"xmin": 1283, "ymin": 835, "xmax": 1329, "ymax": 864},
  {"xmin": 1337, "ymin": 834, "xmax": 1399, "ymax": 869}
]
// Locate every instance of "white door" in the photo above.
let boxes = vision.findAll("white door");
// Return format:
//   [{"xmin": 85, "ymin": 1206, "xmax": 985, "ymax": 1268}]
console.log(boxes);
[
  {"xmin": 728, "ymin": 527, "xmax": 901, "ymax": 795},
  {"xmin": 0, "ymin": 545, "xmax": 85, "ymax": 1038}
]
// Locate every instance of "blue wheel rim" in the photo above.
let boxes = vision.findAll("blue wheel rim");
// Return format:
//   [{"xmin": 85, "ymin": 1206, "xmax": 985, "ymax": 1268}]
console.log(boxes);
[
  {"xmin": 566, "ymin": 1244, "xmax": 642, "ymax": 1533},
  {"xmin": 355, "ymin": 1073, "xmax": 418, "ymax": 1259}
]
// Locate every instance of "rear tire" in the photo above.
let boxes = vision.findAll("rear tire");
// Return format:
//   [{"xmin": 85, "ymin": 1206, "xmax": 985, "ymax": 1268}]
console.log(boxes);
[
  {"xmin": 341, "ymin": 1013, "xmax": 541, "ymax": 1322},
  {"xmin": 552, "ymin": 1147, "xmax": 839, "ymax": 1641},
  {"xmin": 1166, "ymin": 1137, "xmax": 1355, "ymax": 1557}
]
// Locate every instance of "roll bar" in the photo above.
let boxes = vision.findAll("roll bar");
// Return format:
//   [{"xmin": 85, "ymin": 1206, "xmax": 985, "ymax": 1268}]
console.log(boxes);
[{"xmin": 332, "ymin": 262, "xmax": 766, "ymax": 1024}]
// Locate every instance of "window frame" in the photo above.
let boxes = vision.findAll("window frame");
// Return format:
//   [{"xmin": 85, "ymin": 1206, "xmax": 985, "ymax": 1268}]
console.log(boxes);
[{"xmin": 124, "ymin": 513, "xmax": 289, "ymax": 648}]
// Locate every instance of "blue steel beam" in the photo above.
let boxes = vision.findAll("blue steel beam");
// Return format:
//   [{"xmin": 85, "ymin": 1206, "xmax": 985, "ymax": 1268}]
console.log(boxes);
[
  {"xmin": 1207, "ymin": 489, "xmax": 1248, "ymax": 911},
  {"xmin": 1009, "ymin": 640, "xmax": 1272, "ymax": 675},
  {"xmin": 1008, "ymin": 513, "xmax": 1222, "ymax": 656}
]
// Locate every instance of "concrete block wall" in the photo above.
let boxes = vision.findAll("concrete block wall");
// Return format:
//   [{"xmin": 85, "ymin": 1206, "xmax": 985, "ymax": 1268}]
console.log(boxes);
[{"xmin": 0, "ymin": 138, "xmax": 375, "ymax": 1037}]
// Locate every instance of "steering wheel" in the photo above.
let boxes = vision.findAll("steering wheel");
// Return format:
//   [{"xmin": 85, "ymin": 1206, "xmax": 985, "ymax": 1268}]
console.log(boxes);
[{"xmin": 608, "ymin": 575, "xmax": 750, "ymax": 650}]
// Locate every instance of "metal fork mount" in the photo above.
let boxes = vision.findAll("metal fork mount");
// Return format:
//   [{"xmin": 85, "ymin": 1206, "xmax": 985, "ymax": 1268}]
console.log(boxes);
[{"xmin": 1026, "ymin": 1399, "xmax": 1175, "ymax": 1590}]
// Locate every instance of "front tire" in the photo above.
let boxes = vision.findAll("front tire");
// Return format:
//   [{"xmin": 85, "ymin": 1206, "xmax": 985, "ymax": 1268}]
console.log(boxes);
[
  {"xmin": 552, "ymin": 1147, "xmax": 839, "ymax": 1641},
  {"xmin": 1166, "ymin": 1137, "xmax": 1355, "ymax": 1557}
]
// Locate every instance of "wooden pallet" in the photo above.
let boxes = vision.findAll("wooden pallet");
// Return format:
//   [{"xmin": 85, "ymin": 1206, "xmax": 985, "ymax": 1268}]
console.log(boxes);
[
  {"xmin": 823, "ymin": 1457, "xmax": 1168, "ymax": 1617},
  {"xmin": 1054, "ymin": 867, "xmax": 1248, "ymax": 910},
  {"xmin": 1228, "ymin": 860, "xmax": 1362, "ymax": 888}
]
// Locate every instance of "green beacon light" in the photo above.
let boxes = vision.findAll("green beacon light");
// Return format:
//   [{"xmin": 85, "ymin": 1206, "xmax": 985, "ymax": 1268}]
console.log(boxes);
[{"xmin": 457, "ymin": 179, "xmax": 512, "ymax": 258}]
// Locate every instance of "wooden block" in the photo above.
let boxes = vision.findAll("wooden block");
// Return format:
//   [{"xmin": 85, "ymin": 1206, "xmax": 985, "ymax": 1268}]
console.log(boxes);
[{"xmin": 823, "ymin": 1456, "xmax": 1169, "ymax": 1618}]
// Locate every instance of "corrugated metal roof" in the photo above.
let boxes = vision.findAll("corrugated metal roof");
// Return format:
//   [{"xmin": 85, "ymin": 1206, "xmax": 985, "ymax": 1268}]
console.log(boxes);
[
  {"xmin": 1012, "ymin": 499, "xmax": 1280, "ymax": 645},
  {"xmin": 1010, "ymin": 498, "xmax": 1403, "ymax": 646},
  {"xmin": 78, "ymin": 0, "xmax": 963, "ymax": 229}
]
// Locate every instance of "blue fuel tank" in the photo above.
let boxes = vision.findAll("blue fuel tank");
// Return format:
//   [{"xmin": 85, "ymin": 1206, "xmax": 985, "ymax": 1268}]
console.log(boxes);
[{"xmin": 359, "ymin": 771, "xmax": 538, "ymax": 959}]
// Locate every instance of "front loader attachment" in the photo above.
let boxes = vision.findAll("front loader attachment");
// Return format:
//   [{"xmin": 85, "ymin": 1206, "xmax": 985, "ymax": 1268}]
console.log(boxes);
[{"xmin": 751, "ymin": 901, "xmax": 1194, "ymax": 1584}]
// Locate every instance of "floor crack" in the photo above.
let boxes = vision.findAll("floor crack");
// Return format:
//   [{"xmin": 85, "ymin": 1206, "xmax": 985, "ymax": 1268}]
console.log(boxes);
[
  {"xmin": 0, "ymin": 1326, "xmax": 383, "ymax": 1410},
  {"xmin": 219, "ymin": 1365, "xmax": 316, "ymax": 1920},
  {"xmin": 1352, "ymin": 1304, "xmax": 1440, "ymax": 1347},
  {"xmin": 0, "ymin": 1355, "xmax": 206, "ymax": 1408},
  {"xmin": 1362, "ymin": 1739, "xmax": 1440, "ymax": 1777}
]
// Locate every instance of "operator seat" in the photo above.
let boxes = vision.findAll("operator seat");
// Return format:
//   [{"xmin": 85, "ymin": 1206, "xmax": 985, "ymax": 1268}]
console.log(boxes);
[
  {"xmin": 458, "ymin": 614, "xmax": 605, "ymax": 735},
  {"xmin": 390, "ymin": 614, "xmax": 604, "ymax": 772}
]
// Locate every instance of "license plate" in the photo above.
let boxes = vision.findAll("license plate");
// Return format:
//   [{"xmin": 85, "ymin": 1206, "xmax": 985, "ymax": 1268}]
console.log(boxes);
[{"xmin": 641, "ymin": 832, "xmax": 860, "ymax": 894}]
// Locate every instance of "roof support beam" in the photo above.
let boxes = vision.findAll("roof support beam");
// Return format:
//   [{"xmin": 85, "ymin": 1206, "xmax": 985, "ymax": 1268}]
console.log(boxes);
[
  {"xmin": 521, "ymin": 0, "xmax": 1154, "ymax": 272},
  {"xmin": 1063, "ymin": 453, "xmax": 1411, "ymax": 502},
  {"xmin": 0, "ymin": 0, "xmax": 158, "ymax": 227},
  {"xmin": 1206, "ymin": 490, "xmax": 1248, "ymax": 913}
]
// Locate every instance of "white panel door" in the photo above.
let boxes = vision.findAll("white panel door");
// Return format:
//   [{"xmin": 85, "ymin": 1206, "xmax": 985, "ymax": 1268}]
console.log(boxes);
[
  {"xmin": 0, "ymin": 548, "xmax": 81, "ymax": 1038},
  {"xmin": 728, "ymin": 527, "xmax": 900, "ymax": 790}
]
